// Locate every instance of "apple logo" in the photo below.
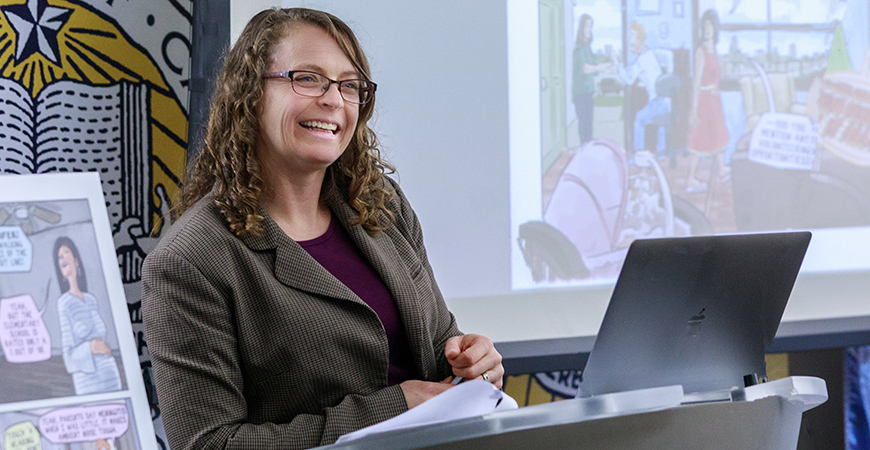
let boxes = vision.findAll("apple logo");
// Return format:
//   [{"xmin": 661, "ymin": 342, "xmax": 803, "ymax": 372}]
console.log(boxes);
[{"xmin": 686, "ymin": 308, "xmax": 706, "ymax": 337}]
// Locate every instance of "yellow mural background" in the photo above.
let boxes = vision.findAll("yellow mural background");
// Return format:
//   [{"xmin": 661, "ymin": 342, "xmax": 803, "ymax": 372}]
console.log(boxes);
[
  {"xmin": 506, "ymin": 354, "xmax": 790, "ymax": 406},
  {"xmin": 0, "ymin": 0, "xmax": 186, "ymax": 226}
]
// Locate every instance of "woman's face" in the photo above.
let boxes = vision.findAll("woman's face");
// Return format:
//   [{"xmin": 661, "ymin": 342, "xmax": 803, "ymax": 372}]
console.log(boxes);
[
  {"xmin": 583, "ymin": 19, "xmax": 593, "ymax": 40},
  {"xmin": 703, "ymin": 19, "xmax": 714, "ymax": 41},
  {"xmin": 57, "ymin": 245, "xmax": 77, "ymax": 280},
  {"xmin": 629, "ymin": 29, "xmax": 643, "ymax": 54},
  {"xmin": 257, "ymin": 24, "xmax": 361, "ymax": 181}
]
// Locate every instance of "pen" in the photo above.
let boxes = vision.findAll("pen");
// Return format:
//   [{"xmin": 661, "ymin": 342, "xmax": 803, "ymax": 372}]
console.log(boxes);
[{"xmin": 451, "ymin": 376, "xmax": 464, "ymax": 385}]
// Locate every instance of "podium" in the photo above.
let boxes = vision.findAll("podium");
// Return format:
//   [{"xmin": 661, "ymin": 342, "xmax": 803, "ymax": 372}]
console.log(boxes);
[{"xmin": 321, "ymin": 376, "xmax": 827, "ymax": 450}]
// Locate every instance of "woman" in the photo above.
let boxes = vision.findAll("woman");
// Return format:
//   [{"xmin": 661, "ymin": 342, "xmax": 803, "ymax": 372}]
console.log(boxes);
[
  {"xmin": 572, "ymin": 14, "xmax": 610, "ymax": 145},
  {"xmin": 55, "ymin": 236, "xmax": 122, "ymax": 396},
  {"xmin": 686, "ymin": 9, "xmax": 730, "ymax": 192},
  {"xmin": 141, "ymin": 8, "xmax": 504, "ymax": 450}
]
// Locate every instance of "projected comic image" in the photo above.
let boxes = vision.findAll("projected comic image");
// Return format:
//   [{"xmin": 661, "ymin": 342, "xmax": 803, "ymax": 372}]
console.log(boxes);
[{"xmin": 516, "ymin": 0, "xmax": 870, "ymax": 286}]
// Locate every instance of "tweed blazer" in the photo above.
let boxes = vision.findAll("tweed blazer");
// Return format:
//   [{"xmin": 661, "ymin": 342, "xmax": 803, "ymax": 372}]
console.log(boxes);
[{"xmin": 141, "ymin": 178, "xmax": 461, "ymax": 450}]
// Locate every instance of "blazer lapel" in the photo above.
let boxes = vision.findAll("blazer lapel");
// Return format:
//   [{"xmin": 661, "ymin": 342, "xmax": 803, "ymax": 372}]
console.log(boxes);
[
  {"xmin": 327, "ymin": 191, "xmax": 436, "ymax": 379},
  {"xmin": 238, "ymin": 207, "xmax": 364, "ymax": 307}
]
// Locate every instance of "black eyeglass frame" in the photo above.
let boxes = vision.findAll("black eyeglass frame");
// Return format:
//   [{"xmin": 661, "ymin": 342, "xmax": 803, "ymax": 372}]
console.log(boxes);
[{"xmin": 262, "ymin": 70, "xmax": 377, "ymax": 105}]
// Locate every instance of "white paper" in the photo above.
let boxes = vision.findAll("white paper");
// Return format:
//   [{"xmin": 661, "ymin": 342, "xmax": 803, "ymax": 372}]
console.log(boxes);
[{"xmin": 337, "ymin": 380, "xmax": 518, "ymax": 443}]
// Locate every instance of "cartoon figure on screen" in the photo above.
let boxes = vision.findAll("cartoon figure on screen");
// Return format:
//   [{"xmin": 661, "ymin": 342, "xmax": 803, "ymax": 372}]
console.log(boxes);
[
  {"xmin": 618, "ymin": 21, "xmax": 673, "ymax": 153},
  {"xmin": 54, "ymin": 236, "xmax": 122, "ymax": 396},
  {"xmin": 686, "ymin": 9, "xmax": 730, "ymax": 193},
  {"xmin": 572, "ymin": 14, "xmax": 611, "ymax": 146}
]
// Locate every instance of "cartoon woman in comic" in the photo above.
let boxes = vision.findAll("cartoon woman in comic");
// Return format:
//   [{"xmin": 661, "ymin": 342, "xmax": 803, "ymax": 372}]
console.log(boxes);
[
  {"xmin": 686, "ymin": 9, "xmax": 730, "ymax": 193},
  {"xmin": 54, "ymin": 236, "xmax": 122, "ymax": 395},
  {"xmin": 572, "ymin": 13, "xmax": 611, "ymax": 145}
]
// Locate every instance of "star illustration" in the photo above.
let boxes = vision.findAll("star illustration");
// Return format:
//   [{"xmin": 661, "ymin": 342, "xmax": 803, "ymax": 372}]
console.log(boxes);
[{"xmin": 1, "ymin": 0, "xmax": 72, "ymax": 64}]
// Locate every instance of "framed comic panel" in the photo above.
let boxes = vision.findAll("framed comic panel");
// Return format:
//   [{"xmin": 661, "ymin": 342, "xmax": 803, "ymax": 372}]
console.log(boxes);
[{"xmin": 0, "ymin": 173, "xmax": 155, "ymax": 450}]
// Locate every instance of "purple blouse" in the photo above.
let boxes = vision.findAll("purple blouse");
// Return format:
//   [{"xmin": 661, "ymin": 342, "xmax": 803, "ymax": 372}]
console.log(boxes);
[{"xmin": 298, "ymin": 217, "xmax": 418, "ymax": 386}]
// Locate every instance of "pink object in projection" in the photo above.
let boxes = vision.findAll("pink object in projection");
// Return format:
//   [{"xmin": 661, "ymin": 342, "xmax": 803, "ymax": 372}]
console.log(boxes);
[{"xmin": 0, "ymin": 294, "xmax": 51, "ymax": 363}]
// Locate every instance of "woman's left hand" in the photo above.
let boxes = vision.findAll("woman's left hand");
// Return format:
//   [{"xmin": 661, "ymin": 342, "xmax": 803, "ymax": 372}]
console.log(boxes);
[
  {"xmin": 90, "ymin": 337, "xmax": 112, "ymax": 355},
  {"xmin": 444, "ymin": 334, "xmax": 504, "ymax": 389}
]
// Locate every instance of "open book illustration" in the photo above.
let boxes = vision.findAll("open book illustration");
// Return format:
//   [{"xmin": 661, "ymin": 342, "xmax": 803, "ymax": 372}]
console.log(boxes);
[
  {"xmin": 337, "ymin": 380, "xmax": 518, "ymax": 443},
  {"xmin": 0, "ymin": 79, "xmax": 150, "ymax": 228},
  {"xmin": 0, "ymin": 78, "xmax": 154, "ymax": 284}
]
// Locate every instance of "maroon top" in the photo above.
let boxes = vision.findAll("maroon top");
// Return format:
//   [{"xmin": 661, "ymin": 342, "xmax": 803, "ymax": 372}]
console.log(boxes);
[{"xmin": 298, "ymin": 217, "xmax": 418, "ymax": 386}]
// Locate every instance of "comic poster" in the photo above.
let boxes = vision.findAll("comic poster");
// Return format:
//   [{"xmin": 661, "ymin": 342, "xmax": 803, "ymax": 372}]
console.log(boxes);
[{"xmin": 0, "ymin": 173, "xmax": 155, "ymax": 449}]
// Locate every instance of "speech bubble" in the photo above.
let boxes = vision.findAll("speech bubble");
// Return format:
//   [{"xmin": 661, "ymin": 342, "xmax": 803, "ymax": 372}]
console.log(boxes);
[
  {"xmin": 0, "ymin": 226, "xmax": 32, "ymax": 273},
  {"xmin": 4, "ymin": 421, "xmax": 42, "ymax": 450},
  {"xmin": 749, "ymin": 112, "xmax": 819, "ymax": 170},
  {"xmin": 0, "ymin": 294, "xmax": 52, "ymax": 363},
  {"xmin": 38, "ymin": 404, "xmax": 129, "ymax": 444}
]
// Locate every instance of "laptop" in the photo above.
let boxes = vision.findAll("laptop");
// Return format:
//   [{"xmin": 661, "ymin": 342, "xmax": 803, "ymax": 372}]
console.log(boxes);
[{"xmin": 577, "ymin": 231, "xmax": 812, "ymax": 398}]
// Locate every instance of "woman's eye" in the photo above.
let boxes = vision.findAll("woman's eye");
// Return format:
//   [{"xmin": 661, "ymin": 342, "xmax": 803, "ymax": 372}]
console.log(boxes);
[
  {"xmin": 341, "ymin": 81, "xmax": 361, "ymax": 91},
  {"xmin": 294, "ymin": 74, "xmax": 318, "ymax": 83}
]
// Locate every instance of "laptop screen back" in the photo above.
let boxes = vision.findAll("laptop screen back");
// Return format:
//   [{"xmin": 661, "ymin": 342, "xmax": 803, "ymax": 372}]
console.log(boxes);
[{"xmin": 578, "ymin": 232, "xmax": 811, "ymax": 397}]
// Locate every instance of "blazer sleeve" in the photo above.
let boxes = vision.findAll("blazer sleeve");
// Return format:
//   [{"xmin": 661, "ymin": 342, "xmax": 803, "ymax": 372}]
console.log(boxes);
[
  {"xmin": 142, "ymin": 248, "xmax": 408, "ymax": 450},
  {"xmin": 387, "ymin": 178, "xmax": 462, "ymax": 378}
]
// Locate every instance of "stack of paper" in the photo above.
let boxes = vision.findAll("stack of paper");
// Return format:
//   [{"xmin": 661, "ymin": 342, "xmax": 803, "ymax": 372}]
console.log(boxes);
[{"xmin": 337, "ymin": 380, "xmax": 517, "ymax": 443}]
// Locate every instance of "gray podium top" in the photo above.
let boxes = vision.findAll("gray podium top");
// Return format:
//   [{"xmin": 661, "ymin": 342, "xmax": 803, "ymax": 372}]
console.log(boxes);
[{"xmin": 318, "ymin": 376, "xmax": 826, "ymax": 450}]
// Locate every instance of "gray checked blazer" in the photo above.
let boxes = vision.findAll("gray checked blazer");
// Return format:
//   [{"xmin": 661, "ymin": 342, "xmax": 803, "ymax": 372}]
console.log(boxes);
[{"xmin": 142, "ymin": 177, "xmax": 461, "ymax": 449}]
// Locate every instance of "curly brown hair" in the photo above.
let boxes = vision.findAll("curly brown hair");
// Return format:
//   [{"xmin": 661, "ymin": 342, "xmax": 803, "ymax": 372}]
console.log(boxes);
[{"xmin": 177, "ymin": 7, "xmax": 394, "ymax": 236}]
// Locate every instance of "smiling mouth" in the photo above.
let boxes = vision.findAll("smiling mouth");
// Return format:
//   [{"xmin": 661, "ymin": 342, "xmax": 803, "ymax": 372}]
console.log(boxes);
[{"xmin": 300, "ymin": 120, "xmax": 339, "ymax": 134}]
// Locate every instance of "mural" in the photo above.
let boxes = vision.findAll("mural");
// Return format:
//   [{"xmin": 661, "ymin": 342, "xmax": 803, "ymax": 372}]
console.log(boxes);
[
  {"xmin": 503, "ymin": 371, "xmax": 583, "ymax": 404},
  {"xmin": 0, "ymin": 0, "xmax": 190, "ymax": 448}
]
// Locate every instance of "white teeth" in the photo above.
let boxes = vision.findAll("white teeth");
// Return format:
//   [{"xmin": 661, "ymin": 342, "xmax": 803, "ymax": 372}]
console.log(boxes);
[{"xmin": 300, "ymin": 120, "xmax": 338, "ymax": 132}]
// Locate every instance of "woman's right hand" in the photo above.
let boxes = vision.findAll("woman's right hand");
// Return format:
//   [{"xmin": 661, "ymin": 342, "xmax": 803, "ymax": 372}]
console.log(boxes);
[
  {"xmin": 90, "ymin": 337, "xmax": 112, "ymax": 355},
  {"xmin": 399, "ymin": 379, "xmax": 454, "ymax": 409}
]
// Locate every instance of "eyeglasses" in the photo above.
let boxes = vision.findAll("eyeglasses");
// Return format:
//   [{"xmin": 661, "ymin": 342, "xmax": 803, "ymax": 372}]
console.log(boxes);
[{"xmin": 262, "ymin": 70, "xmax": 377, "ymax": 105}]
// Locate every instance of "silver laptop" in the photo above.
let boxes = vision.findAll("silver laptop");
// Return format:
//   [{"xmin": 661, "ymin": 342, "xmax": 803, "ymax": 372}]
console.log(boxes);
[{"xmin": 577, "ymin": 232, "xmax": 811, "ymax": 398}]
